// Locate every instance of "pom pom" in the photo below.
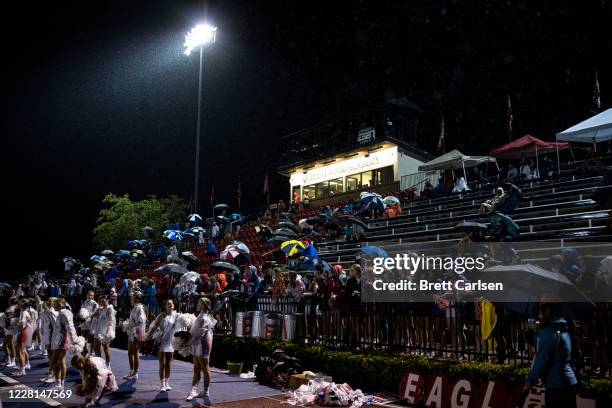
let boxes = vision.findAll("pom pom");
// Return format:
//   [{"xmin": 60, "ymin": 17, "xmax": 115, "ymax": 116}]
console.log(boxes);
[
  {"xmin": 177, "ymin": 313, "xmax": 196, "ymax": 329},
  {"xmin": 0, "ymin": 312, "xmax": 6, "ymax": 328},
  {"xmin": 121, "ymin": 320, "xmax": 130, "ymax": 333},
  {"xmin": 171, "ymin": 334, "xmax": 192, "ymax": 357},
  {"xmin": 79, "ymin": 308, "xmax": 91, "ymax": 321},
  {"xmin": 70, "ymin": 336, "xmax": 87, "ymax": 355}
]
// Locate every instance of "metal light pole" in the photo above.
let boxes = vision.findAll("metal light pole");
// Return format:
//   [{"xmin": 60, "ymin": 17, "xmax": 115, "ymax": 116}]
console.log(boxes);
[
  {"xmin": 194, "ymin": 46, "xmax": 204, "ymax": 212},
  {"xmin": 185, "ymin": 23, "xmax": 216, "ymax": 212}
]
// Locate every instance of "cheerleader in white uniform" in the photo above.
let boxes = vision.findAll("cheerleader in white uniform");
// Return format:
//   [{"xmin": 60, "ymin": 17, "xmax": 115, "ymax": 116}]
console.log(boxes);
[
  {"xmin": 49, "ymin": 298, "xmax": 78, "ymax": 389},
  {"xmin": 3, "ymin": 298, "xmax": 18, "ymax": 367},
  {"xmin": 14, "ymin": 299, "xmax": 37, "ymax": 376},
  {"xmin": 92, "ymin": 295, "xmax": 115, "ymax": 368},
  {"xmin": 31, "ymin": 295, "xmax": 44, "ymax": 351},
  {"xmin": 71, "ymin": 353, "xmax": 118, "ymax": 407},
  {"xmin": 146, "ymin": 299, "xmax": 180, "ymax": 392},
  {"xmin": 40, "ymin": 298, "xmax": 58, "ymax": 383},
  {"xmin": 79, "ymin": 291, "xmax": 98, "ymax": 352},
  {"xmin": 185, "ymin": 297, "xmax": 217, "ymax": 401},
  {"xmin": 123, "ymin": 292, "xmax": 146, "ymax": 380}
]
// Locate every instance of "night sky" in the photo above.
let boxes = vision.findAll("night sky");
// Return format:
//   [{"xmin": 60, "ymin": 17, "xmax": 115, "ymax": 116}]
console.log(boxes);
[{"xmin": 4, "ymin": 0, "xmax": 611, "ymax": 274}]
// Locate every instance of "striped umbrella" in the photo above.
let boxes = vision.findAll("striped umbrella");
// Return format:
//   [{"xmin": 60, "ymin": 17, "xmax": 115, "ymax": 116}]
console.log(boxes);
[
  {"xmin": 219, "ymin": 245, "xmax": 242, "ymax": 262},
  {"xmin": 280, "ymin": 240, "xmax": 306, "ymax": 257}
]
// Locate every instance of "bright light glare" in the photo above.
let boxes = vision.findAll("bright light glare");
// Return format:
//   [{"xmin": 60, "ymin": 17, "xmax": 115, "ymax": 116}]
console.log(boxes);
[{"xmin": 184, "ymin": 24, "xmax": 217, "ymax": 55}]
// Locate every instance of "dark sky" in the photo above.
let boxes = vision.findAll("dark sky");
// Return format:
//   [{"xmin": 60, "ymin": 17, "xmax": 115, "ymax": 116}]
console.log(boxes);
[{"xmin": 4, "ymin": 0, "xmax": 611, "ymax": 274}]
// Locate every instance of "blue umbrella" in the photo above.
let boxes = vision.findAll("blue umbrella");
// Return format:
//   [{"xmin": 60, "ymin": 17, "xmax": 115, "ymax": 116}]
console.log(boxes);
[
  {"xmin": 298, "ymin": 258, "xmax": 331, "ymax": 273},
  {"xmin": 115, "ymin": 250, "xmax": 131, "ymax": 258},
  {"xmin": 128, "ymin": 240, "xmax": 138, "ymax": 248},
  {"xmin": 90, "ymin": 255, "xmax": 107, "ymax": 264},
  {"xmin": 163, "ymin": 230, "xmax": 184, "ymax": 241},
  {"xmin": 360, "ymin": 193, "xmax": 385, "ymax": 211},
  {"xmin": 359, "ymin": 245, "xmax": 388, "ymax": 259}
]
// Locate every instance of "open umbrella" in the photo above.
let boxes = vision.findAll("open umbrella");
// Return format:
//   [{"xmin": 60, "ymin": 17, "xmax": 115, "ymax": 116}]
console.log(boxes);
[
  {"xmin": 188, "ymin": 213, "xmax": 203, "ymax": 223},
  {"xmin": 0, "ymin": 282, "xmax": 13, "ymax": 290},
  {"xmin": 490, "ymin": 213, "xmax": 520, "ymax": 238},
  {"xmin": 219, "ymin": 245, "xmax": 247, "ymax": 263},
  {"xmin": 214, "ymin": 203, "xmax": 230, "ymax": 210},
  {"xmin": 131, "ymin": 249, "xmax": 145, "ymax": 257},
  {"xmin": 277, "ymin": 221, "xmax": 299, "ymax": 231},
  {"xmin": 473, "ymin": 264, "xmax": 595, "ymax": 318},
  {"xmin": 454, "ymin": 221, "xmax": 489, "ymax": 232},
  {"xmin": 359, "ymin": 245, "xmax": 388, "ymax": 259},
  {"xmin": 267, "ymin": 235, "xmax": 289, "ymax": 245},
  {"xmin": 216, "ymin": 215, "xmax": 230, "ymax": 223},
  {"xmin": 142, "ymin": 226, "xmax": 154, "ymax": 233},
  {"xmin": 154, "ymin": 263, "xmax": 189, "ymax": 276},
  {"xmin": 210, "ymin": 261, "xmax": 240, "ymax": 274},
  {"xmin": 280, "ymin": 240, "xmax": 306, "ymax": 257},
  {"xmin": 101, "ymin": 249, "xmax": 114, "ymax": 256},
  {"xmin": 273, "ymin": 228, "xmax": 298, "ymax": 238},
  {"xmin": 297, "ymin": 258, "xmax": 331, "ymax": 273},
  {"xmin": 163, "ymin": 230, "xmax": 184, "ymax": 241},
  {"xmin": 189, "ymin": 226, "xmax": 206, "ymax": 235},
  {"xmin": 383, "ymin": 196, "xmax": 401, "ymax": 206},
  {"xmin": 115, "ymin": 250, "xmax": 131, "ymax": 258},
  {"xmin": 90, "ymin": 255, "xmax": 108, "ymax": 264},
  {"xmin": 232, "ymin": 241, "xmax": 250, "ymax": 254},
  {"xmin": 179, "ymin": 271, "xmax": 201, "ymax": 285},
  {"xmin": 180, "ymin": 251, "xmax": 200, "ymax": 264},
  {"xmin": 360, "ymin": 193, "xmax": 385, "ymax": 211}
]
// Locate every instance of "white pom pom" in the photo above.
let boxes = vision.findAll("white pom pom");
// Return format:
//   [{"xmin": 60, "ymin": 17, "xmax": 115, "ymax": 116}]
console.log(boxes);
[
  {"xmin": 0, "ymin": 312, "xmax": 6, "ymax": 328},
  {"xmin": 79, "ymin": 308, "xmax": 91, "ymax": 321},
  {"xmin": 121, "ymin": 320, "xmax": 130, "ymax": 333},
  {"xmin": 177, "ymin": 313, "xmax": 196, "ymax": 329},
  {"xmin": 70, "ymin": 336, "xmax": 87, "ymax": 354}
]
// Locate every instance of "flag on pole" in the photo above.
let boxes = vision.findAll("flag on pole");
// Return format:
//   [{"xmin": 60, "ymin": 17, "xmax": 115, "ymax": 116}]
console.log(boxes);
[
  {"xmin": 237, "ymin": 177, "xmax": 241, "ymax": 209},
  {"xmin": 593, "ymin": 68, "xmax": 601, "ymax": 113},
  {"xmin": 263, "ymin": 173, "xmax": 269, "ymax": 195},
  {"xmin": 506, "ymin": 94, "xmax": 513, "ymax": 141},
  {"xmin": 437, "ymin": 116, "xmax": 445, "ymax": 152}
]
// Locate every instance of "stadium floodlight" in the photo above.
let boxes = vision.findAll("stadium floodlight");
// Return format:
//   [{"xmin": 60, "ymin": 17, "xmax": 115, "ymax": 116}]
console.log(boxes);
[{"xmin": 184, "ymin": 23, "xmax": 217, "ymax": 55}]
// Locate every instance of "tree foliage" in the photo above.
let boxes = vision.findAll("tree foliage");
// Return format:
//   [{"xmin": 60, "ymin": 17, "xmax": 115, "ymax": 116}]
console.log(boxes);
[{"xmin": 92, "ymin": 193, "xmax": 189, "ymax": 250}]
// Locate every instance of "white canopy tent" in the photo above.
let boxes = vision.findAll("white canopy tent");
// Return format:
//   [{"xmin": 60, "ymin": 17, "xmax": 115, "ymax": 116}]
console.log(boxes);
[
  {"xmin": 555, "ymin": 108, "xmax": 612, "ymax": 169},
  {"xmin": 418, "ymin": 149, "xmax": 498, "ymax": 180},
  {"xmin": 556, "ymin": 108, "xmax": 612, "ymax": 145}
]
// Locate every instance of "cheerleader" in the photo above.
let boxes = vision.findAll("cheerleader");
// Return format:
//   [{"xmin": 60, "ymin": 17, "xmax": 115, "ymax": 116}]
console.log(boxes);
[
  {"xmin": 14, "ymin": 298, "xmax": 37, "ymax": 376},
  {"xmin": 40, "ymin": 297, "xmax": 58, "ymax": 384},
  {"xmin": 185, "ymin": 297, "xmax": 217, "ymax": 401},
  {"xmin": 49, "ymin": 298, "xmax": 78, "ymax": 389},
  {"xmin": 79, "ymin": 291, "xmax": 98, "ymax": 352},
  {"xmin": 123, "ymin": 292, "xmax": 146, "ymax": 380},
  {"xmin": 92, "ymin": 295, "xmax": 115, "ymax": 368},
  {"xmin": 146, "ymin": 299, "xmax": 180, "ymax": 392},
  {"xmin": 71, "ymin": 353, "xmax": 118, "ymax": 407},
  {"xmin": 3, "ymin": 297, "xmax": 18, "ymax": 367},
  {"xmin": 32, "ymin": 295, "xmax": 44, "ymax": 352}
]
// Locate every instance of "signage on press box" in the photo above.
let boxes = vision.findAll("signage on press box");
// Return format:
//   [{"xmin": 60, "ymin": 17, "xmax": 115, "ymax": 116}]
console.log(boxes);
[{"xmin": 357, "ymin": 127, "xmax": 375, "ymax": 144}]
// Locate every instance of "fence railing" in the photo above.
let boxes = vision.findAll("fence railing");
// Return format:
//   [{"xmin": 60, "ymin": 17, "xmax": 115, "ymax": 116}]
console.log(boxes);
[{"xmin": 174, "ymin": 294, "xmax": 611, "ymax": 370}]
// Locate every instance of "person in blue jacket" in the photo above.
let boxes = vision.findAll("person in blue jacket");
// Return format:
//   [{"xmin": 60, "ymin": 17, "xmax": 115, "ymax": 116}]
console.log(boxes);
[{"xmin": 527, "ymin": 302, "xmax": 577, "ymax": 408}]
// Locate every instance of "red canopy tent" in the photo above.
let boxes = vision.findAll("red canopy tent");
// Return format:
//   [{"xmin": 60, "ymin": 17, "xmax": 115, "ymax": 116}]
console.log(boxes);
[{"xmin": 490, "ymin": 134, "xmax": 569, "ymax": 159}]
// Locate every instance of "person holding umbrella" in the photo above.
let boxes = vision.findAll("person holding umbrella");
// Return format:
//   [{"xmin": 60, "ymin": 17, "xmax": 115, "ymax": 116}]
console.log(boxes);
[{"xmin": 526, "ymin": 300, "xmax": 577, "ymax": 408}]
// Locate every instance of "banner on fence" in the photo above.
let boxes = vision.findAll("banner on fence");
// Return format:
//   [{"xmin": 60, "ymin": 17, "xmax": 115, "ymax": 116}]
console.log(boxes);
[{"xmin": 398, "ymin": 371, "xmax": 596, "ymax": 408}]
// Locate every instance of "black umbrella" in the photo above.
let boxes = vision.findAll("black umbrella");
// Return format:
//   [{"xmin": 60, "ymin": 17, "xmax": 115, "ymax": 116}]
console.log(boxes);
[
  {"xmin": 153, "ymin": 263, "xmax": 189, "ymax": 276},
  {"xmin": 277, "ymin": 221, "xmax": 299, "ymax": 231},
  {"xmin": 267, "ymin": 235, "xmax": 289, "ymax": 245},
  {"xmin": 273, "ymin": 228, "xmax": 298, "ymax": 238},
  {"xmin": 304, "ymin": 216, "xmax": 325, "ymax": 225},
  {"xmin": 214, "ymin": 203, "xmax": 230, "ymax": 210},
  {"xmin": 454, "ymin": 221, "xmax": 488, "ymax": 232},
  {"xmin": 181, "ymin": 251, "xmax": 200, "ymax": 264},
  {"xmin": 210, "ymin": 261, "xmax": 240, "ymax": 274},
  {"xmin": 473, "ymin": 264, "xmax": 595, "ymax": 317},
  {"xmin": 0, "ymin": 282, "xmax": 12, "ymax": 290}
]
